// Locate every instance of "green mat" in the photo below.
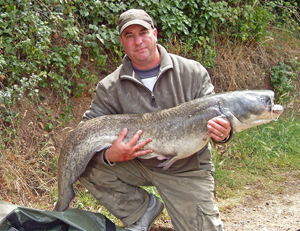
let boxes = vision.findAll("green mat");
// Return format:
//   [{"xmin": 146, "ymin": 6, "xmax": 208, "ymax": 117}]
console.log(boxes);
[{"xmin": 0, "ymin": 204, "xmax": 127, "ymax": 231}]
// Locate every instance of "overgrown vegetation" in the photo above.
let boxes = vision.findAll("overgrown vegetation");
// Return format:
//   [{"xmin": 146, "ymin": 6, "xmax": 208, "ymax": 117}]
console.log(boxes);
[
  {"xmin": 213, "ymin": 114, "xmax": 300, "ymax": 198},
  {"xmin": 1, "ymin": 0, "xmax": 299, "ymax": 117},
  {"xmin": 271, "ymin": 60, "xmax": 299, "ymax": 102},
  {"xmin": 0, "ymin": 0, "xmax": 299, "ymax": 229}
]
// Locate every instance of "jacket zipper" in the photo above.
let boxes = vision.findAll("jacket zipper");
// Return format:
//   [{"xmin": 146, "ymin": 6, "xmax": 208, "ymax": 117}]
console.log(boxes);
[
  {"xmin": 122, "ymin": 68, "xmax": 170, "ymax": 109},
  {"xmin": 121, "ymin": 76, "xmax": 158, "ymax": 108},
  {"xmin": 151, "ymin": 92, "xmax": 157, "ymax": 108}
]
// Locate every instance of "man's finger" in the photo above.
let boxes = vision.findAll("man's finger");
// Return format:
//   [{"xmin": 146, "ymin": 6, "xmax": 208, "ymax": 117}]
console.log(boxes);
[
  {"xmin": 207, "ymin": 124, "xmax": 223, "ymax": 138},
  {"xmin": 136, "ymin": 148, "xmax": 153, "ymax": 157},
  {"xmin": 116, "ymin": 128, "xmax": 128, "ymax": 142},
  {"xmin": 210, "ymin": 117, "xmax": 231, "ymax": 129},
  {"xmin": 128, "ymin": 130, "xmax": 143, "ymax": 146},
  {"xmin": 207, "ymin": 117, "xmax": 232, "ymax": 141},
  {"xmin": 207, "ymin": 120, "xmax": 224, "ymax": 134},
  {"xmin": 134, "ymin": 137, "xmax": 152, "ymax": 151}
]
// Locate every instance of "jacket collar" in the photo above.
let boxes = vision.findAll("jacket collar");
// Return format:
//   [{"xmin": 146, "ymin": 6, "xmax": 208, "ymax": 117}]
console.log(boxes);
[{"xmin": 119, "ymin": 44, "xmax": 173, "ymax": 82}]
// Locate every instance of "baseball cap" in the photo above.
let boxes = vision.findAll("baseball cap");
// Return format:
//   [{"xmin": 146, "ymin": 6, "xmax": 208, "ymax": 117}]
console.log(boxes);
[{"xmin": 118, "ymin": 9, "xmax": 154, "ymax": 35}]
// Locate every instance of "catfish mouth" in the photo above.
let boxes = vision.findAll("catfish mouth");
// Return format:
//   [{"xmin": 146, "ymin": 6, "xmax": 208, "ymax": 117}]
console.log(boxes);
[
  {"xmin": 272, "ymin": 104, "xmax": 284, "ymax": 114},
  {"xmin": 268, "ymin": 97, "xmax": 284, "ymax": 120}
]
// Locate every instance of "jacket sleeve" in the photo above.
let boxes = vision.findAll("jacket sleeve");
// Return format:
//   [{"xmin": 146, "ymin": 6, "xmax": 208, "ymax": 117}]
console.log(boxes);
[
  {"xmin": 79, "ymin": 81, "xmax": 119, "ymax": 165},
  {"xmin": 79, "ymin": 81, "xmax": 119, "ymax": 126},
  {"xmin": 91, "ymin": 150, "xmax": 115, "ymax": 166},
  {"xmin": 192, "ymin": 62, "xmax": 233, "ymax": 144},
  {"xmin": 194, "ymin": 62, "xmax": 215, "ymax": 99}
]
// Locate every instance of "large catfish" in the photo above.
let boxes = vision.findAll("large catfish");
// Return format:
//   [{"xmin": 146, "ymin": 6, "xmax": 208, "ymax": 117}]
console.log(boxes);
[{"xmin": 54, "ymin": 90, "xmax": 283, "ymax": 211}]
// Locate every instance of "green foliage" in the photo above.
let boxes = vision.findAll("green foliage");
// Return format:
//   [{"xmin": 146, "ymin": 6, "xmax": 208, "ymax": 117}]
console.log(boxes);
[
  {"xmin": 221, "ymin": 3, "xmax": 275, "ymax": 41},
  {"xmin": 267, "ymin": 0, "xmax": 300, "ymax": 33},
  {"xmin": 270, "ymin": 61, "xmax": 299, "ymax": 103},
  {"xmin": 0, "ymin": 0, "xmax": 115, "ymax": 121},
  {"xmin": 0, "ymin": 106, "xmax": 20, "ymax": 149},
  {"xmin": 153, "ymin": 0, "xmax": 231, "ymax": 67},
  {"xmin": 0, "ymin": 0, "xmax": 298, "ymax": 128}
]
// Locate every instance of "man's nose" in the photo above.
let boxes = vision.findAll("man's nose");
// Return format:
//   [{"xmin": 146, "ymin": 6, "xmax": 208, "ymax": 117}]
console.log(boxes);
[{"xmin": 134, "ymin": 35, "xmax": 143, "ymax": 45}]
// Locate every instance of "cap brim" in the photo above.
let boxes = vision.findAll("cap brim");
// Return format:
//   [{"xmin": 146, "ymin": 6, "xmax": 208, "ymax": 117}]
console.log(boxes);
[{"xmin": 119, "ymin": 19, "xmax": 152, "ymax": 35}]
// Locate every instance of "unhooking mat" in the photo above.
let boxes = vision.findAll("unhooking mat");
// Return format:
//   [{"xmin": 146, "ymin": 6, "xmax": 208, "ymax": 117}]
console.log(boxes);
[{"xmin": 0, "ymin": 202, "xmax": 127, "ymax": 231}]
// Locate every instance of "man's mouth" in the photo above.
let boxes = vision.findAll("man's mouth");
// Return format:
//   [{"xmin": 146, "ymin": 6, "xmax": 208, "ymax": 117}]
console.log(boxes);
[{"xmin": 136, "ymin": 47, "xmax": 147, "ymax": 52}]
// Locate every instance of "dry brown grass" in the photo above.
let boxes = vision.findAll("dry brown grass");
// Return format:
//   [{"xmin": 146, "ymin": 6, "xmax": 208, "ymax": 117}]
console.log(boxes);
[
  {"xmin": 210, "ymin": 30, "xmax": 299, "ymax": 93},
  {"xmin": 0, "ymin": 96, "xmax": 82, "ymax": 209},
  {"xmin": 0, "ymin": 128, "xmax": 57, "ymax": 208},
  {"xmin": 164, "ymin": 28, "xmax": 300, "ymax": 96}
]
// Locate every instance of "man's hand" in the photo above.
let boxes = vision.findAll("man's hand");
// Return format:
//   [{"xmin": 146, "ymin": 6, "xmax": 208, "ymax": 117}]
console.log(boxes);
[
  {"xmin": 105, "ymin": 128, "xmax": 153, "ymax": 162},
  {"xmin": 207, "ymin": 117, "xmax": 231, "ymax": 142}
]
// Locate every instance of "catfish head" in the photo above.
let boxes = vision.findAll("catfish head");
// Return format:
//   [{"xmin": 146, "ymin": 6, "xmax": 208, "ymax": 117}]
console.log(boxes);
[{"xmin": 218, "ymin": 90, "xmax": 284, "ymax": 132}]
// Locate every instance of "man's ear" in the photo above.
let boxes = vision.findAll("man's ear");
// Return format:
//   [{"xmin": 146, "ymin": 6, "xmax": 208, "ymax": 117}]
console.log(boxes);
[{"xmin": 153, "ymin": 28, "xmax": 158, "ymax": 42}]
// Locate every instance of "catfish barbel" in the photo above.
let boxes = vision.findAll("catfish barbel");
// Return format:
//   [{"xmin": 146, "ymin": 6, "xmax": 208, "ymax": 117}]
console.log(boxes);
[{"xmin": 54, "ymin": 90, "xmax": 283, "ymax": 211}]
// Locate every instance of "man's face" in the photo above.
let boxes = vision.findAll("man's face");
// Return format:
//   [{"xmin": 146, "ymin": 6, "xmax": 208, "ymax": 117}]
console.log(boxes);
[{"xmin": 120, "ymin": 24, "xmax": 159, "ymax": 69}]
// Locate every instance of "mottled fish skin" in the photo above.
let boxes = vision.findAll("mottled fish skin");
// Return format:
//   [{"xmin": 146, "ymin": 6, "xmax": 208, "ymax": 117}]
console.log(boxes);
[{"xmin": 53, "ymin": 90, "xmax": 283, "ymax": 211}]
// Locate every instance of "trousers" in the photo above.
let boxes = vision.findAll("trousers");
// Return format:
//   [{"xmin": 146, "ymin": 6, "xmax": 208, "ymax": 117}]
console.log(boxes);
[{"xmin": 79, "ymin": 159, "xmax": 223, "ymax": 231}]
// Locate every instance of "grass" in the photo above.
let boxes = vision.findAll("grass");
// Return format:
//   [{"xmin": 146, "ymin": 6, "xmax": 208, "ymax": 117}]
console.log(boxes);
[
  {"xmin": 0, "ymin": 25, "xmax": 299, "ymax": 229},
  {"xmin": 212, "ymin": 112, "xmax": 300, "ymax": 210},
  {"xmin": 57, "ymin": 112, "xmax": 300, "ymax": 227},
  {"xmin": 1, "ymin": 91, "xmax": 299, "ymax": 229}
]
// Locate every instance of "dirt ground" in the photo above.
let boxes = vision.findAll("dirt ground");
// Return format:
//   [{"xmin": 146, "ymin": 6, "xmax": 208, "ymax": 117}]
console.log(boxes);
[
  {"xmin": 220, "ymin": 175, "xmax": 300, "ymax": 231},
  {"xmin": 1, "ymin": 92, "xmax": 299, "ymax": 231},
  {"xmin": 150, "ymin": 174, "xmax": 300, "ymax": 231}
]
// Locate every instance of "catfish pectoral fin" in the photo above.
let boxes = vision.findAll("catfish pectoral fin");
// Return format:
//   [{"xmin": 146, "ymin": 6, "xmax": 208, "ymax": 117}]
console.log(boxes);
[{"xmin": 157, "ymin": 156, "xmax": 179, "ymax": 170}]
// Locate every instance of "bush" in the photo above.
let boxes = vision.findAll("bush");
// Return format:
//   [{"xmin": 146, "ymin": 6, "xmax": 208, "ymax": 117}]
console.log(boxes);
[
  {"xmin": 267, "ymin": 0, "xmax": 300, "ymax": 33},
  {"xmin": 220, "ymin": 3, "xmax": 275, "ymax": 41},
  {"xmin": 0, "ymin": 0, "xmax": 298, "ymax": 122},
  {"xmin": 270, "ymin": 60, "xmax": 299, "ymax": 103}
]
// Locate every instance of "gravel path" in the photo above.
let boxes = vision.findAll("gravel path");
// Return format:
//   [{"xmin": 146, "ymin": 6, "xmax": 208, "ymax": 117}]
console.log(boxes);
[
  {"xmin": 152, "ymin": 173, "xmax": 300, "ymax": 231},
  {"xmin": 221, "ymin": 176, "xmax": 300, "ymax": 231}
]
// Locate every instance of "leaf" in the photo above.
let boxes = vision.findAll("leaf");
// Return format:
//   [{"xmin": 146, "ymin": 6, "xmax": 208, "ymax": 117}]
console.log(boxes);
[
  {"xmin": 38, "ymin": 122, "xmax": 45, "ymax": 130},
  {"xmin": 96, "ymin": 34, "xmax": 104, "ymax": 44}
]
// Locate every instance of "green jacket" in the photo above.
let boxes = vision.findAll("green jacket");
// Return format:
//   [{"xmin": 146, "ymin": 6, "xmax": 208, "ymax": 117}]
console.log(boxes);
[{"xmin": 81, "ymin": 44, "xmax": 215, "ymax": 173}]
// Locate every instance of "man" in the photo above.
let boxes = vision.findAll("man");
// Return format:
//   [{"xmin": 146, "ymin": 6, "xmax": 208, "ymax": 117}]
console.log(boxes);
[{"xmin": 79, "ymin": 9, "xmax": 231, "ymax": 231}]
